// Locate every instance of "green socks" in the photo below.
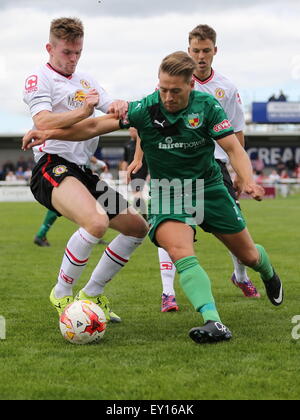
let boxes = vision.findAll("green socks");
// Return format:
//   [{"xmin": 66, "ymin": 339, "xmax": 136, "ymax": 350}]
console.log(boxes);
[
  {"xmin": 36, "ymin": 210, "xmax": 58, "ymax": 239},
  {"xmin": 173, "ymin": 246, "xmax": 273, "ymax": 324},
  {"xmin": 252, "ymin": 244, "xmax": 274, "ymax": 282},
  {"xmin": 175, "ymin": 256, "xmax": 221, "ymax": 323}
]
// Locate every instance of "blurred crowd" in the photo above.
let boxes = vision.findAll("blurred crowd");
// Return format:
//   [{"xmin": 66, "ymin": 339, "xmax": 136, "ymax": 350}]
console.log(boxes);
[
  {"xmin": 0, "ymin": 156, "xmax": 35, "ymax": 182},
  {"xmin": 0, "ymin": 155, "xmax": 115, "ymax": 183},
  {"xmin": 268, "ymin": 90, "xmax": 288, "ymax": 102},
  {"xmin": 1, "ymin": 154, "xmax": 300, "ymax": 185},
  {"xmin": 251, "ymin": 156, "xmax": 300, "ymax": 184}
]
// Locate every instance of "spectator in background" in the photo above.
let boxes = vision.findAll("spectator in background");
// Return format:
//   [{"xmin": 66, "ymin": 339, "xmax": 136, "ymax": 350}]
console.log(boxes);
[
  {"xmin": 26, "ymin": 157, "xmax": 35, "ymax": 170},
  {"xmin": 100, "ymin": 163, "xmax": 114, "ymax": 183},
  {"xmin": 90, "ymin": 156, "xmax": 107, "ymax": 174},
  {"xmin": 286, "ymin": 158, "xmax": 297, "ymax": 177},
  {"xmin": 280, "ymin": 169, "xmax": 290, "ymax": 180},
  {"xmin": 2, "ymin": 161, "xmax": 15, "ymax": 177},
  {"xmin": 275, "ymin": 159, "xmax": 286, "ymax": 176},
  {"xmin": 278, "ymin": 90, "xmax": 287, "ymax": 101},
  {"xmin": 268, "ymin": 94, "xmax": 276, "ymax": 102},
  {"xmin": 5, "ymin": 171, "xmax": 17, "ymax": 182},
  {"xmin": 251, "ymin": 154, "xmax": 265, "ymax": 173},
  {"xmin": 268, "ymin": 91, "xmax": 287, "ymax": 102},
  {"xmin": 253, "ymin": 170, "xmax": 266, "ymax": 185},
  {"xmin": 23, "ymin": 168, "xmax": 32, "ymax": 182},
  {"xmin": 15, "ymin": 166, "xmax": 25, "ymax": 180},
  {"xmin": 16, "ymin": 156, "xmax": 28, "ymax": 172},
  {"xmin": 268, "ymin": 170, "xmax": 280, "ymax": 184}
]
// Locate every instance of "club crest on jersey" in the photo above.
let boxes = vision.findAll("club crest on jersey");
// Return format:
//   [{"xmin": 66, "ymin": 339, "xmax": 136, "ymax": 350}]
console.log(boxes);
[
  {"xmin": 215, "ymin": 88, "xmax": 225, "ymax": 99},
  {"xmin": 186, "ymin": 113, "xmax": 202, "ymax": 129},
  {"xmin": 80, "ymin": 79, "xmax": 91, "ymax": 89},
  {"xmin": 53, "ymin": 165, "xmax": 68, "ymax": 176}
]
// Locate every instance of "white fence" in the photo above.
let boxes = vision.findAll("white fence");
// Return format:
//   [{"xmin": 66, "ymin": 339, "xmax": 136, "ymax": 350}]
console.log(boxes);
[
  {"xmin": 261, "ymin": 179, "xmax": 300, "ymax": 198},
  {"xmin": 0, "ymin": 179, "xmax": 149, "ymax": 203},
  {"xmin": 0, "ymin": 179, "xmax": 299, "ymax": 203},
  {"xmin": 0, "ymin": 181, "xmax": 35, "ymax": 202}
]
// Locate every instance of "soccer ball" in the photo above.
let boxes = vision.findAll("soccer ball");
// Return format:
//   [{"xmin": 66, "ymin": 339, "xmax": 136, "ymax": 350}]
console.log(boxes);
[{"xmin": 59, "ymin": 300, "xmax": 107, "ymax": 345}]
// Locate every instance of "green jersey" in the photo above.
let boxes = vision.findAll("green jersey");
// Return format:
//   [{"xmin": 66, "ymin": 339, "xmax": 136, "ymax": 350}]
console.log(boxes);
[{"xmin": 120, "ymin": 90, "xmax": 234, "ymax": 188}]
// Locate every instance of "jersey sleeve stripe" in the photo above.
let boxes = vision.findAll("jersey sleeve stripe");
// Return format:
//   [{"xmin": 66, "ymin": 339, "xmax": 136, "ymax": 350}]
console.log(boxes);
[
  {"xmin": 213, "ymin": 130, "xmax": 235, "ymax": 141},
  {"xmin": 29, "ymin": 100, "xmax": 52, "ymax": 111}
]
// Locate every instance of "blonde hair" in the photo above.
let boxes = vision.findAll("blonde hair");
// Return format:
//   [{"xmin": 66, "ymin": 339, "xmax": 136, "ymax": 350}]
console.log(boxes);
[
  {"xmin": 159, "ymin": 51, "xmax": 196, "ymax": 83},
  {"xmin": 50, "ymin": 17, "xmax": 84, "ymax": 43}
]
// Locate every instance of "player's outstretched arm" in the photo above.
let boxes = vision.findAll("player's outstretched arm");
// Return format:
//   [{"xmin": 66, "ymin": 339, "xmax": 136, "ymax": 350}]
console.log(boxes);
[
  {"xmin": 107, "ymin": 100, "xmax": 128, "ymax": 119},
  {"xmin": 33, "ymin": 89, "xmax": 100, "ymax": 130},
  {"xmin": 22, "ymin": 114, "xmax": 120, "ymax": 150},
  {"xmin": 218, "ymin": 134, "xmax": 265, "ymax": 201},
  {"xmin": 127, "ymin": 129, "xmax": 144, "ymax": 183},
  {"xmin": 234, "ymin": 131, "xmax": 245, "ymax": 148}
]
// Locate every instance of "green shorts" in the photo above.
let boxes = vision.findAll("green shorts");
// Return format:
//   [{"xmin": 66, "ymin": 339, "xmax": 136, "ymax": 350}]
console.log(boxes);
[{"xmin": 148, "ymin": 184, "xmax": 246, "ymax": 246}]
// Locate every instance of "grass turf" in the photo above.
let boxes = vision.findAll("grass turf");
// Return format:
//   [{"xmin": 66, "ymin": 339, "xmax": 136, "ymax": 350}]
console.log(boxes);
[{"xmin": 0, "ymin": 196, "xmax": 300, "ymax": 400}]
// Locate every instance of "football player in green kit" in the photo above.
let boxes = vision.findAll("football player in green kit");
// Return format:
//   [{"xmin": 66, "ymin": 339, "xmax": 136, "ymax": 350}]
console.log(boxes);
[{"xmin": 22, "ymin": 51, "xmax": 283, "ymax": 344}]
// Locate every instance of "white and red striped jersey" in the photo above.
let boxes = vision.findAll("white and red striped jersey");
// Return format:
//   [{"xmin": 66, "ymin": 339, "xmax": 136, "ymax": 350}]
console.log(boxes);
[
  {"xmin": 193, "ymin": 69, "xmax": 245, "ymax": 163},
  {"xmin": 23, "ymin": 64, "xmax": 114, "ymax": 165}
]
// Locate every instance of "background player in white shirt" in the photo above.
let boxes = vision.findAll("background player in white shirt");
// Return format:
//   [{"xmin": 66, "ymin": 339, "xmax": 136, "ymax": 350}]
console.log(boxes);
[
  {"xmin": 23, "ymin": 17, "xmax": 148, "ymax": 321},
  {"xmin": 158, "ymin": 25, "xmax": 260, "ymax": 311}
]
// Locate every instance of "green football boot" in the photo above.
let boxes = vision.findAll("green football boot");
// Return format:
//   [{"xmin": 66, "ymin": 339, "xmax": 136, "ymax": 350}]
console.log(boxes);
[
  {"xmin": 50, "ymin": 287, "xmax": 74, "ymax": 316},
  {"xmin": 75, "ymin": 290, "xmax": 121, "ymax": 323}
]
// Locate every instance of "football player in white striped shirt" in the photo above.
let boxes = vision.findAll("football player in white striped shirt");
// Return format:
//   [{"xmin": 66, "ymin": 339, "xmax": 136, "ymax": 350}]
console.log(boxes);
[
  {"xmin": 23, "ymin": 17, "xmax": 148, "ymax": 322},
  {"xmin": 157, "ymin": 25, "xmax": 260, "ymax": 310}
]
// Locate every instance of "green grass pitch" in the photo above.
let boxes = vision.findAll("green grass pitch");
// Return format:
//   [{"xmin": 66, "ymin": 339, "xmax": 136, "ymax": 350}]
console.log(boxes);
[{"xmin": 0, "ymin": 195, "xmax": 300, "ymax": 400}]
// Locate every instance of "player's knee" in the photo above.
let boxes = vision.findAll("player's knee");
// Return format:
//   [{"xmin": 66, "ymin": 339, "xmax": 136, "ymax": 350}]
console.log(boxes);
[
  {"xmin": 239, "ymin": 249, "xmax": 260, "ymax": 267},
  {"xmin": 126, "ymin": 215, "xmax": 149, "ymax": 238},
  {"xmin": 166, "ymin": 245, "xmax": 193, "ymax": 263},
  {"xmin": 83, "ymin": 215, "xmax": 109, "ymax": 238}
]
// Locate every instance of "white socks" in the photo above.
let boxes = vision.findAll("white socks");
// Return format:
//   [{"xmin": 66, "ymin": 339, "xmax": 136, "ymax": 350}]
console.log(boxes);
[
  {"xmin": 55, "ymin": 228, "xmax": 100, "ymax": 298},
  {"xmin": 230, "ymin": 251, "xmax": 249, "ymax": 283},
  {"xmin": 158, "ymin": 247, "xmax": 176, "ymax": 296},
  {"xmin": 55, "ymin": 231, "xmax": 145, "ymax": 298},
  {"xmin": 83, "ymin": 234, "xmax": 144, "ymax": 296}
]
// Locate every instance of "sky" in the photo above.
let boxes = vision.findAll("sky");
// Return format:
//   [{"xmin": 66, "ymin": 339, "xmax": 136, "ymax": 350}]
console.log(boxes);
[{"xmin": 1, "ymin": 0, "xmax": 300, "ymax": 119}]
